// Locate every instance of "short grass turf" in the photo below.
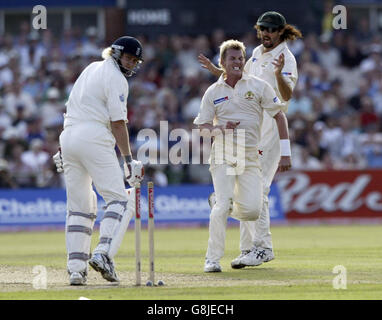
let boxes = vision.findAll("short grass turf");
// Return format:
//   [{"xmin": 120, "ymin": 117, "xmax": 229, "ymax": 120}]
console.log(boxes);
[{"xmin": 0, "ymin": 224, "xmax": 381, "ymax": 300}]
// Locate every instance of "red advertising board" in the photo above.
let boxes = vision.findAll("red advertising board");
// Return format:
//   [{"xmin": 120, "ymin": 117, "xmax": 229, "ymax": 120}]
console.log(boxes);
[{"xmin": 275, "ymin": 170, "xmax": 382, "ymax": 220}]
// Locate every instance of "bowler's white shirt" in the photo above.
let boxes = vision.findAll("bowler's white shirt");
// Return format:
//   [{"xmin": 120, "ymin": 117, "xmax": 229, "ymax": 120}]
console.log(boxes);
[
  {"xmin": 244, "ymin": 41, "xmax": 298, "ymax": 146},
  {"xmin": 64, "ymin": 57, "xmax": 129, "ymax": 127},
  {"xmin": 244, "ymin": 41, "xmax": 298, "ymax": 108},
  {"xmin": 193, "ymin": 73, "xmax": 284, "ymax": 149}
]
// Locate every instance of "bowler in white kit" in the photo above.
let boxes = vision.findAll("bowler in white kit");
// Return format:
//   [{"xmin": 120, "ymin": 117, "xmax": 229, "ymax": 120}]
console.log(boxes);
[
  {"xmin": 199, "ymin": 11, "xmax": 301, "ymax": 268},
  {"xmin": 194, "ymin": 40, "xmax": 291, "ymax": 272},
  {"xmin": 55, "ymin": 36, "xmax": 145, "ymax": 285}
]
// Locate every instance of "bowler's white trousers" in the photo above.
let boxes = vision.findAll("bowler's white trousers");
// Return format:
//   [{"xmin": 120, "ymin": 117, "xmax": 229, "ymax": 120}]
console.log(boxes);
[
  {"xmin": 206, "ymin": 149, "xmax": 263, "ymax": 262},
  {"xmin": 60, "ymin": 121, "xmax": 134, "ymax": 273},
  {"xmin": 239, "ymin": 116, "xmax": 280, "ymax": 251}
]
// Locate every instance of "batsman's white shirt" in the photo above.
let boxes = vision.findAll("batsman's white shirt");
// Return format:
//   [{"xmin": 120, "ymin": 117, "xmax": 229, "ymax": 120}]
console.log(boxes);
[{"xmin": 65, "ymin": 57, "xmax": 129, "ymax": 127}]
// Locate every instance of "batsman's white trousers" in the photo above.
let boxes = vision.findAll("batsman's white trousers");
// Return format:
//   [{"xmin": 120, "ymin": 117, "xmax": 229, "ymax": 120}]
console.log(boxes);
[
  {"xmin": 60, "ymin": 121, "xmax": 131, "ymax": 273},
  {"xmin": 206, "ymin": 151, "xmax": 263, "ymax": 262},
  {"xmin": 239, "ymin": 116, "xmax": 280, "ymax": 251}
]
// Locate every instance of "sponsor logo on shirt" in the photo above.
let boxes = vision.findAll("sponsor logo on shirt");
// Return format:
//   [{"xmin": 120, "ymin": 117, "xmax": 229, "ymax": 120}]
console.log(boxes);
[
  {"xmin": 273, "ymin": 96, "xmax": 279, "ymax": 103},
  {"xmin": 213, "ymin": 96, "xmax": 229, "ymax": 105},
  {"xmin": 119, "ymin": 94, "xmax": 125, "ymax": 102},
  {"xmin": 252, "ymin": 57, "xmax": 257, "ymax": 62},
  {"xmin": 245, "ymin": 91, "xmax": 255, "ymax": 100},
  {"xmin": 282, "ymin": 72, "xmax": 292, "ymax": 76}
]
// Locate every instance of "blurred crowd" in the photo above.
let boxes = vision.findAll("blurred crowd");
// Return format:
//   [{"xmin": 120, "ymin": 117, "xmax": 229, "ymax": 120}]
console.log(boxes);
[{"xmin": 0, "ymin": 17, "xmax": 381, "ymax": 189}]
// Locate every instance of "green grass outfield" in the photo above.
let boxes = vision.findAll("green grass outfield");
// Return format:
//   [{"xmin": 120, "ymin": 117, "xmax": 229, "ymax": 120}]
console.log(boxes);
[{"xmin": 0, "ymin": 224, "xmax": 381, "ymax": 300}]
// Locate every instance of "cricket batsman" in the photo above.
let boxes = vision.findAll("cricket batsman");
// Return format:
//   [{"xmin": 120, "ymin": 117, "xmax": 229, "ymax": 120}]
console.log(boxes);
[
  {"xmin": 199, "ymin": 11, "xmax": 301, "ymax": 268},
  {"xmin": 53, "ymin": 36, "xmax": 144, "ymax": 285},
  {"xmin": 194, "ymin": 39, "xmax": 291, "ymax": 272}
]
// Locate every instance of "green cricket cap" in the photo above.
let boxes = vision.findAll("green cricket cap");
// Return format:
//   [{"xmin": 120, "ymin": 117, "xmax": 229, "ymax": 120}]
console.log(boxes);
[{"xmin": 257, "ymin": 11, "xmax": 286, "ymax": 29}]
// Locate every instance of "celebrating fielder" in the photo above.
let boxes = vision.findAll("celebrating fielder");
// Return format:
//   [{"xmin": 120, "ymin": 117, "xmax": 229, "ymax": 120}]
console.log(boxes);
[
  {"xmin": 55, "ymin": 36, "xmax": 145, "ymax": 285},
  {"xmin": 194, "ymin": 39, "xmax": 291, "ymax": 272},
  {"xmin": 199, "ymin": 11, "xmax": 301, "ymax": 268}
]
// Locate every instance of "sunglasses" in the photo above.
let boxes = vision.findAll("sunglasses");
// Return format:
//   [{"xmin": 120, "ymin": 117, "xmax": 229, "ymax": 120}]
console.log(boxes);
[{"xmin": 259, "ymin": 26, "xmax": 279, "ymax": 33}]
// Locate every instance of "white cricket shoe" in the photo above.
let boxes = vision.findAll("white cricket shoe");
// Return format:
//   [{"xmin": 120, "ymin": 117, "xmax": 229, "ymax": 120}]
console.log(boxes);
[
  {"xmin": 204, "ymin": 259, "xmax": 222, "ymax": 273},
  {"xmin": 238, "ymin": 247, "xmax": 275, "ymax": 267},
  {"xmin": 69, "ymin": 271, "xmax": 87, "ymax": 286},
  {"xmin": 89, "ymin": 253, "xmax": 119, "ymax": 283},
  {"xmin": 230, "ymin": 250, "xmax": 251, "ymax": 269}
]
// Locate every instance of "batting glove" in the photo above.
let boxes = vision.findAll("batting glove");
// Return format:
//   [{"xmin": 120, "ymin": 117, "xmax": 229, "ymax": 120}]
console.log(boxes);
[
  {"xmin": 124, "ymin": 155, "xmax": 144, "ymax": 187},
  {"xmin": 52, "ymin": 148, "xmax": 64, "ymax": 173}
]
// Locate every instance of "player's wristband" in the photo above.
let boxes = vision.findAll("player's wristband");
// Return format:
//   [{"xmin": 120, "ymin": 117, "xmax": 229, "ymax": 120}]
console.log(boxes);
[
  {"xmin": 280, "ymin": 139, "xmax": 291, "ymax": 156},
  {"xmin": 124, "ymin": 155, "xmax": 133, "ymax": 163}
]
